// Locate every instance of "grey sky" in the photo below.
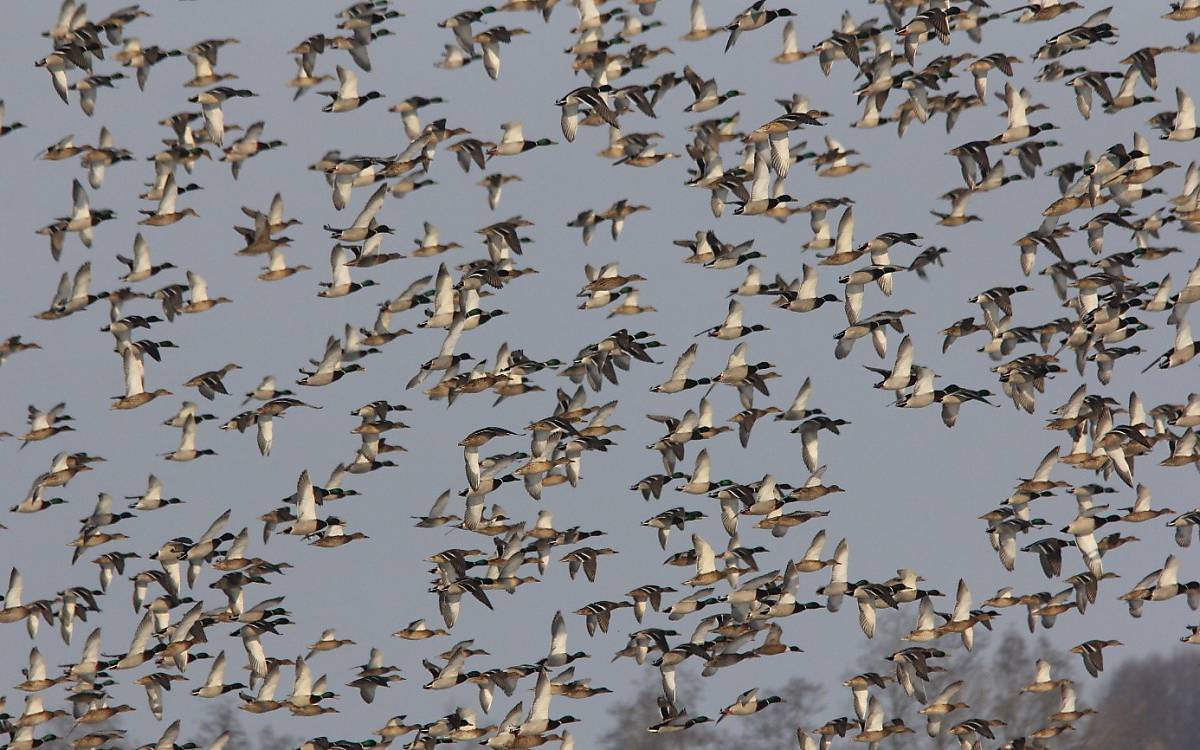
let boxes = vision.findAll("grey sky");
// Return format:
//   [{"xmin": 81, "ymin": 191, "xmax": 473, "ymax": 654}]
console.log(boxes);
[{"xmin": 2, "ymin": 0, "xmax": 1199, "ymax": 747}]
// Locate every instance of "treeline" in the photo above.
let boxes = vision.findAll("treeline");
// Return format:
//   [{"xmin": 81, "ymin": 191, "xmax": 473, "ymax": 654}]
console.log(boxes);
[{"xmin": 598, "ymin": 623, "xmax": 1200, "ymax": 750}]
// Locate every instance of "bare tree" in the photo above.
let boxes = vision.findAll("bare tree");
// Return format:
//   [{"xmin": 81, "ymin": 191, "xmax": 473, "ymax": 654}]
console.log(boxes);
[
  {"xmin": 716, "ymin": 677, "xmax": 822, "ymax": 750},
  {"xmin": 27, "ymin": 714, "xmax": 128, "ymax": 750},
  {"xmin": 193, "ymin": 704, "xmax": 297, "ymax": 750},
  {"xmin": 597, "ymin": 621, "xmax": 1200, "ymax": 750},
  {"xmin": 1069, "ymin": 651, "xmax": 1200, "ymax": 750},
  {"xmin": 194, "ymin": 704, "xmax": 252, "ymax": 750},
  {"xmin": 598, "ymin": 669, "xmax": 819, "ymax": 750},
  {"xmin": 599, "ymin": 672, "xmax": 714, "ymax": 750},
  {"xmin": 845, "ymin": 617, "xmax": 1082, "ymax": 749}
]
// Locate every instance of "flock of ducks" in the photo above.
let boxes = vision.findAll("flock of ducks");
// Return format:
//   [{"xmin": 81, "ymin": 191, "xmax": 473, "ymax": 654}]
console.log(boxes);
[{"xmin": 4, "ymin": 1, "xmax": 1200, "ymax": 749}]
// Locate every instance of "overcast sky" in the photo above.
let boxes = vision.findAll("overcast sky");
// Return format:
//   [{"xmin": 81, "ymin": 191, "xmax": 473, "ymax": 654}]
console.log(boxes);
[{"xmin": 2, "ymin": 0, "xmax": 1200, "ymax": 746}]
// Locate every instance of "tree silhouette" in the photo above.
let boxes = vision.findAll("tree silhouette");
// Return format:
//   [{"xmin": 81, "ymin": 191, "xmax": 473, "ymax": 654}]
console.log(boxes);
[
  {"xmin": 959, "ymin": 628, "xmax": 1078, "ymax": 747},
  {"xmin": 717, "ymin": 677, "xmax": 822, "ymax": 750},
  {"xmin": 598, "ymin": 669, "xmax": 820, "ymax": 750},
  {"xmin": 28, "ymin": 714, "xmax": 128, "ymax": 750},
  {"xmin": 194, "ymin": 704, "xmax": 252, "ymax": 750},
  {"xmin": 1070, "ymin": 651, "xmax": 1200, "ymax": 750},
  {"xmin": 599, "ymin": 672, "xmax": 713, "ymax": 750},
  {"xmin": 187, "ymin": 704, "xmax": 297, "ymax": 750},
  {"xmin": 595, "ymin": 619, "xmax": 1107, "ymax": 750}
]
